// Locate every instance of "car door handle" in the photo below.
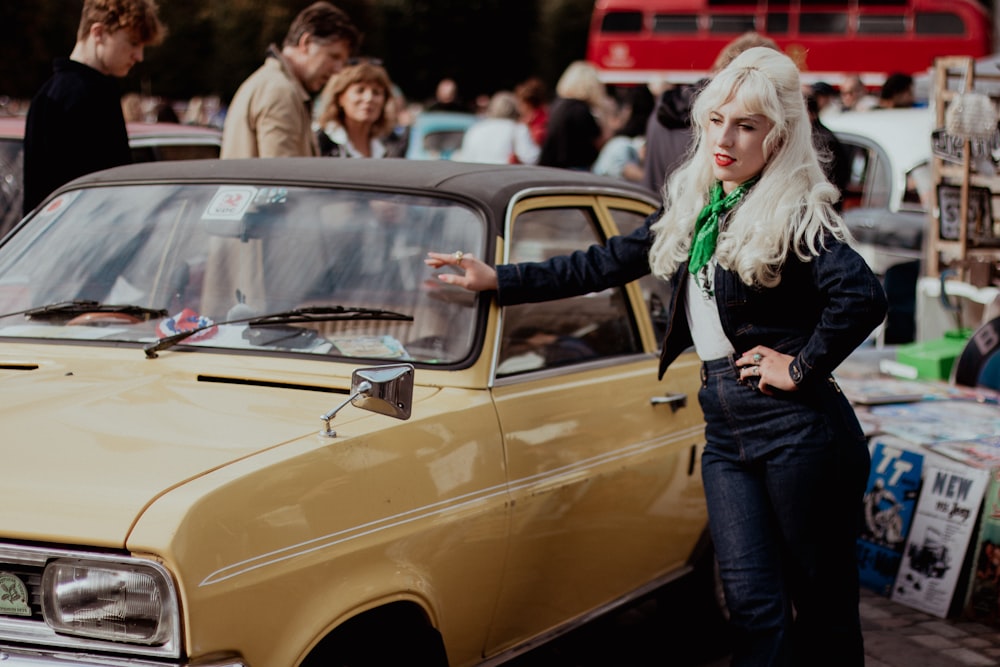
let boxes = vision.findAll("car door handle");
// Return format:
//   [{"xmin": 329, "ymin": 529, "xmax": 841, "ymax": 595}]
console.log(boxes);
[{"xmin": 650, "ymin": 393, "xmax": 687, "ymax": 412}]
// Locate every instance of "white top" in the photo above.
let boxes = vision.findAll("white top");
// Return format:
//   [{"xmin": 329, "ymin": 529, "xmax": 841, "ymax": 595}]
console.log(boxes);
[
  {"xmin": 685, "ymin": 263, "xmax": 735, "ymax": 361},
  {"xmin": 592, "ymin": 135, "xmax": 643, "ymax": 179},
  {"xmin": 322, "ymin": 123, "xmax": 387, "ymax": 159},
  {"xmin": 456, "ymin": 117, "xmax": 540, "ymax": 165}
]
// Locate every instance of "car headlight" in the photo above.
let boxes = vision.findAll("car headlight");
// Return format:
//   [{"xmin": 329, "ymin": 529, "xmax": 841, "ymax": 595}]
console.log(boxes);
[{"xmin": 41, "ymin": 558, "xmax": 178, "ymax": 645}]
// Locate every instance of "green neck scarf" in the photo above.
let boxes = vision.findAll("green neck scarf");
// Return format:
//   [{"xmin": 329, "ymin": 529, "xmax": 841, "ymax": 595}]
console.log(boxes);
[{"xmin": 687, "ymin": 177, "xmax": 758, "ymax": 279}]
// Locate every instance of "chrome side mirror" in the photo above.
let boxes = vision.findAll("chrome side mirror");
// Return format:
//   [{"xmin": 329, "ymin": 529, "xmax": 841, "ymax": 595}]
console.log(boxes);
[{"xmin": 320, "ymin": 363, "xmax": 414, "ymax": 437}]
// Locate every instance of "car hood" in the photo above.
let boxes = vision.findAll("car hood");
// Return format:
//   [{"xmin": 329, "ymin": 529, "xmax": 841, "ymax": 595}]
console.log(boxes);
[{"xmin": 0, "ymin": 346, "xmax": 429, "ymax": 546}]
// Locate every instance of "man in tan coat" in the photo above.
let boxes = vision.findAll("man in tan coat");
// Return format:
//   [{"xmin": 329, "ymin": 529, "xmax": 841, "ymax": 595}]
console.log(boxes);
[{"xmin": 221, "ymin": 2, "xmax": 359, "ymax": 158}]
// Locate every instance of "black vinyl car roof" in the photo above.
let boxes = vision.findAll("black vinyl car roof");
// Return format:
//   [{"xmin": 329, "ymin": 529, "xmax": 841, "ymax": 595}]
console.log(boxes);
[{"xmin": 64, "ymin": 158, "xmax": 661, "ymax": 239}]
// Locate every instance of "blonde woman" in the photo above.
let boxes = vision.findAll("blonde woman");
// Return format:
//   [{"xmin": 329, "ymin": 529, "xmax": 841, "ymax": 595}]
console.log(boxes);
[
  {"xmin": 538, "ymin": 60, "xmax": 613, "ymax": 170},
  {"xmin": 316, "ymin": 60, "xmax": 393, "ymax": 158},
  {"xmin": 428, "ymin": 47, "xmax": 886, "ymax": 666}
]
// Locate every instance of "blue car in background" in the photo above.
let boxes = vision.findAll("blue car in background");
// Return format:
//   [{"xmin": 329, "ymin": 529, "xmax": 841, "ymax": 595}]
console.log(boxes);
[{"xmin": 404, "ymin": 110, "xmax": 477, "ymax": 160}]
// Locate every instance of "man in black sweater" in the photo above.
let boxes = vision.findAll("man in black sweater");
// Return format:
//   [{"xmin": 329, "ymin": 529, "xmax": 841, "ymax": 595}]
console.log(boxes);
[{"xmin": 23, "ymin": 0, "xmax": 165, "ymax": 216}]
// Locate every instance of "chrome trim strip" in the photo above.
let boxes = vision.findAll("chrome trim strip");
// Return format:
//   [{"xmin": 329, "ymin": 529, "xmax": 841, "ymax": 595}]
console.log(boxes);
[
  {"xmin": 0, "ymin": 646, "xmax": 244, "ymax": 667},
  {"xmin": 492, "ymin": 352, "xmax": 658, "ymax": 387}
]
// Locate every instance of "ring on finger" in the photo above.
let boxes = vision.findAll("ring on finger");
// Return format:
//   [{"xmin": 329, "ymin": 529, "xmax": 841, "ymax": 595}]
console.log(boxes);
[
  {"xmin": 753, "ymin": 366, "xmax": 760, "ymax": 376},
  {"xmin": 752, "ymin": 352, "xmax": 762, "ymax": 363},
  {"xmin": 453, "ymin": 251, "xmax": 464, "ymax": 264}
]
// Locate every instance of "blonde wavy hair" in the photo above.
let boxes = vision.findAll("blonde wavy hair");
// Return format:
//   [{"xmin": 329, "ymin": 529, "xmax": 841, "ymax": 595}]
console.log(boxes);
[
  {"xmin": 555, "ymin": 61, "xmax": 608, "ymax": 110},
  {"xmin": 648, "ymin": 46, "xmax": 848, "ymax": 288}
]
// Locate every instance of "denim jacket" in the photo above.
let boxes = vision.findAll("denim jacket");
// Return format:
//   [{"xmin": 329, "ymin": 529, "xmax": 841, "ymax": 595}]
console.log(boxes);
[{"xmin": 495, "ymin": 211, "xmax": 888, "ymax": 387}]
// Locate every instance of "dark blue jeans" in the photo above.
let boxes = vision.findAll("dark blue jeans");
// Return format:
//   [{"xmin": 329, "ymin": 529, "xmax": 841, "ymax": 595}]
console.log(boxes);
[{"xmin": 699, "ymin": 356, "xmax": 870, "ymax": 667}]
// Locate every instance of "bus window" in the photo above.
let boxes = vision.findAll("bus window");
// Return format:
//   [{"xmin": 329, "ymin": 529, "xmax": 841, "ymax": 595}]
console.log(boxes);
[
  {"xmin": 766, "ymin": 13, "xmax": 791, "ymax": 33},
  {"xmin": 653, "ymin": 14, "xmax": 699, "ymax": 33},
  {"xmin": 857, "ymin": 15, "xmax": 906, "ymax": 34},
  {"xmin": 602, "ymin": 10, "xmax": 642, "ymax": 32},
  {"xmin": 799, "ymin": 12, "xmax": 849, "ymax": 34},
  {"xmin": 915, "ymin": 13, "xmax": 966, "ymax": 35},
  {"xmin": 709, "ymin": 14, "xmax": 757, "ymax": 33}
]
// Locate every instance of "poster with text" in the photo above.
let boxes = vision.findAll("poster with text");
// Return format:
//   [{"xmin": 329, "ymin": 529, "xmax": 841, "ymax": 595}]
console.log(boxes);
[
  {"xmin": 857, "ymin": 440, "xmax": 924, "ymax": 596},
  {"xmin": 891, "ymin": 462, "xmax": 990, "ymax": 617},
  {"xmin": 965, "ymin": 469, "xmax": 1000, "ymax": 625}
]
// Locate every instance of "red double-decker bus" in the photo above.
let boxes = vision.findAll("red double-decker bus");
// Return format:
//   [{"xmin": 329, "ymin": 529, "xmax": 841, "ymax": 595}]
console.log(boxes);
[{"xmin": 587, "ymin": 0, "xmax": 993, "ymax": 85}]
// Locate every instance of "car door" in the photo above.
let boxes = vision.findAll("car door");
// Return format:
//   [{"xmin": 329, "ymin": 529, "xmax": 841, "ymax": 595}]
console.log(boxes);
[{"xmin": 484, "ymin": 194, "xmax": 708, "ymax": 655}]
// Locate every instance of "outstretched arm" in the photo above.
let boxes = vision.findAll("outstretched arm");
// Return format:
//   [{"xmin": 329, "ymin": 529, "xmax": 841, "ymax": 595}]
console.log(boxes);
[{"xmin": 427, "ymin": 208, "xmax": 662, "ymax": 306}]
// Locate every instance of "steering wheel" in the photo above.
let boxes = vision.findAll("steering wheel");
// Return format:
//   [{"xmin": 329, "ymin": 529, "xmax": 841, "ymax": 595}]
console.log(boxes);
[{"xmin": 66, "ymin": 312, "xmax": 143, "ymax": 326}]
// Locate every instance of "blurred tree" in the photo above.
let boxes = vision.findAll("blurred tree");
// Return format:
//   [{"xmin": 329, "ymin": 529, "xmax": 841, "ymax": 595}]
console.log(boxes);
[
  {"xmin": 538, "ymin": 0, "xmax": 594, "ymax": 87},
  {"xmin": 126, "ymin": 0, "xmax": 217, "ymax": 100},
  {"xmin": 2, "ymin": 0, "xmax": 591, "ymax": 112},
  {"xmin": 374, "ymin": 0, "xmax": 540, "ymax": 107},
  {"xmin": 0, "ymin": 0, "xmax": 77, "ymax": 102}
]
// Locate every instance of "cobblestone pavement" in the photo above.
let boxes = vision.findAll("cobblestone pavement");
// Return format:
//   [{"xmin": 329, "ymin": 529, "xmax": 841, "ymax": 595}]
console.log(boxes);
[
  {"xmin": 505, "ymin": 583, "xmax": 1000, "ymax": 666},
  {"xmin": 860, "ymin": 587, "xmax": 1000, "ymax": 667}
]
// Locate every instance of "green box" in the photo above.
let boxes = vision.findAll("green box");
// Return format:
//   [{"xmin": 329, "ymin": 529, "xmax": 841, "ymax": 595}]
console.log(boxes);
[{"xmin": 896, "ymin": 330, "xmax": 972, "ymax": 380}]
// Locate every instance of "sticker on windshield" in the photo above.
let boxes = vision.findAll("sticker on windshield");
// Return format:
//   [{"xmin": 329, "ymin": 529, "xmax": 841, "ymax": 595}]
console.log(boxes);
[
  {"xmin": 158, "ymin": 308, "xmax": 218, "ymax": 342},
  {"xmin": 37, "ymin": 191, "xmax": 80, "ymax": 218},
  {"xmin": 203, "ymin": 186, "xmax": 257, "ymax": 220},
  {"xmin": 0, "ymin": 572, "xmax": 31, "ymax": 616}
]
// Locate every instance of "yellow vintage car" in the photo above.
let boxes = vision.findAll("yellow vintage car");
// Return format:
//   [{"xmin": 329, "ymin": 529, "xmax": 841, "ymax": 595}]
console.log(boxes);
[{"xmin": 0, "ymin": 158, "xmax": 710, "ymax": 666}]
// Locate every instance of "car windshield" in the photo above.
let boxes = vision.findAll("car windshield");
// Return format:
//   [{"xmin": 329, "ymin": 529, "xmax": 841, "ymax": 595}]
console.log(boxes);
[{"xmin": 0, "ymin": 183, "xmax": 485, "ymax": 364}]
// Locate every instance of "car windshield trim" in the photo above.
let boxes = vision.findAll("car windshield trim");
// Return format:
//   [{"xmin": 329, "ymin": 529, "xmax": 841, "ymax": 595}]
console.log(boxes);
[{"xmin": 144, "ymin": 305, "xmax": 413, "ymax": 358}]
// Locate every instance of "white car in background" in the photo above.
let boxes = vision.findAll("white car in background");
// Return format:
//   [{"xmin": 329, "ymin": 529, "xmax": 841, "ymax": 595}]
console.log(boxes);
[
  {"xmin": 823, "ymin": 107, "xmax": 936, "ymax": 344},
  {"xmin": 822, "ymin": 107, "xmax": 934, "ymax": 275}
]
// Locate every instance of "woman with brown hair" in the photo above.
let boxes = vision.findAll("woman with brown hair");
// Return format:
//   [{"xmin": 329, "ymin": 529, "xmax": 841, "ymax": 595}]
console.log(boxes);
[{"xmin": 315, "ymin": 60, "xmax": 394, "ymax": 158}]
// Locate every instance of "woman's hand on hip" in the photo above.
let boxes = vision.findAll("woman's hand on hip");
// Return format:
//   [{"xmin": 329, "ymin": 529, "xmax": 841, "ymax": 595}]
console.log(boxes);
[{"xmin": 736, "ymin": 346, "xmax": 797, "ymax": 395}]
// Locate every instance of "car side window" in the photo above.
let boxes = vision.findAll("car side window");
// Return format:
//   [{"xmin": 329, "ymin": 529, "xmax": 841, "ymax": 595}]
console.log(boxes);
[
  {"xmin": 497, "ymin": 205, "xmax": 642, "ymax": 377},
  {"xmin": 841, "ymin": 140, "xmax": 890, "ymax": 210},
  {"xmin": 608, "ymin": 207, "xmax": 670, "ymax": 345},
  {"xmin": 131, "ymin": 145, "xmax": 221, "ymax": 162},
  {"xmin": 903, "ymin": 163, "xmax": 932, "ymax": 211}
]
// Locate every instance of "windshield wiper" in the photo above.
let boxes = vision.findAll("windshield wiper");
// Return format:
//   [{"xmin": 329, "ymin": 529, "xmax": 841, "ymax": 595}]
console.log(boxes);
[
  {"xmin": 0, "ymin": 300, "xmax": 168, "ymax": 322},
  {"xmin": 144, "ymin": 305, "xmax": 413, "ymax": 358}
]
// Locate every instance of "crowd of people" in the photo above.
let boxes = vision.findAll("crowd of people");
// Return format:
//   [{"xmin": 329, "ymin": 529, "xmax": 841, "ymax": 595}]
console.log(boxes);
[
  {"xmin": 17, "ymin": 4, "xmax": 899, "ymax": 666},
  {"xmin": 18, "ymin": 0, "xmax": 921, "ymax": 214}
]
